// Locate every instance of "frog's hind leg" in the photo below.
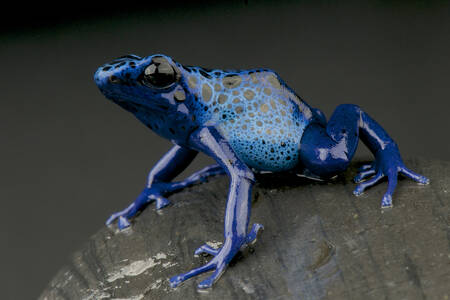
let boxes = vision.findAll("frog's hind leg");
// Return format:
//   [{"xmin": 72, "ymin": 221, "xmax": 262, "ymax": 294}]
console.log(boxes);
[
  {"xmin": 299, "ymin": 104, "xmax": 429, "ymax": 207},
  {"xmin": 299, "ymin": 105, "xmax": 360, "ymax": 178}
]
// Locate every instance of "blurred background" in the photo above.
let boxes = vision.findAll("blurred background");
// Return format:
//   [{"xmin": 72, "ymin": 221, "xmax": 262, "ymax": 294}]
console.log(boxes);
[{"xmin": 1, "ymin": 0, "xmax": 449, "ymax": 298}]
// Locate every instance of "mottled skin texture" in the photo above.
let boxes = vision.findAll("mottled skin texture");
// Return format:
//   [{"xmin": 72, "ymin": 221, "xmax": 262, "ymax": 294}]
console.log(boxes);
[
  {"xmin": 182, "ymin": 67, "xmax": 315, "ymax": 171},
  {"xmin": 94, "ymin": 54, "xmax": 429, "ymax": 289}
]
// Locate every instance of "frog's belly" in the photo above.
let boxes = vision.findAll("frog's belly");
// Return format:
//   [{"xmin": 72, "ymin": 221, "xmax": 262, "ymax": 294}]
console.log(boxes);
[{"xmin": 218, "ymin": 115, "xmax": 308, "ymax": 172}]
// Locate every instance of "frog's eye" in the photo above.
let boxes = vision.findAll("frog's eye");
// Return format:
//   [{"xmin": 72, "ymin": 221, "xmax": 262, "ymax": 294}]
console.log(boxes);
[{"xmin": 141, "ymin": 57, "xmax": 179, "ymax": 89}]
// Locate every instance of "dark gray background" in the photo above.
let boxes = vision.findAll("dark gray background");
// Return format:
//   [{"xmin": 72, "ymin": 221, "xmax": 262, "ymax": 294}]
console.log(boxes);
[{"xmin": 1, "ymin": 1, "xmax": 449, "ymax": 299}]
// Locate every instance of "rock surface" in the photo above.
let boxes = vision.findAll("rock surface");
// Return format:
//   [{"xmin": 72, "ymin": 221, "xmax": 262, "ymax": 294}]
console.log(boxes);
[{"xmin": 40, "ymin": 158, "xmax": 449, "ymax": 300}]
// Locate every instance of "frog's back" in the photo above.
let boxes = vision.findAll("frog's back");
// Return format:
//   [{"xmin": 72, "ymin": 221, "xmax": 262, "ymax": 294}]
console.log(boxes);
[{"xmin": 183, "ymin": 67, "xmax": 314, "ymax": 172}]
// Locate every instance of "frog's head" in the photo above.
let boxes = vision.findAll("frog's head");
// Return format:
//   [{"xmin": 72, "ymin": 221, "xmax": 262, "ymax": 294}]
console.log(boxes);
[{"xmin": 94, "ymin": 54, "xmax": 185, "ymax": 113}]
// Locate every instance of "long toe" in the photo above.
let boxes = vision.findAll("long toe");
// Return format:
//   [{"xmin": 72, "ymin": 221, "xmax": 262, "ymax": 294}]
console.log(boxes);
[
  {"xmin": 118, "ymin": 216, "xmax": 131, "ymax": 229},
  {"xmin": 353, "ymin": 172, "xmax": 383, "ymax": 195},
  {"xmin": 105, "ymin": 202, "xmax": 136, "ymax": 226},
  {"xmin": 381, "ymin": 194, "xmax": 393, "ymax": 208},
  {"xmin": 194, "ymin": 244, "xmax": 220, "ymax": 257},
  {"xmin": 170, "ymin": 262, "xmax": 215, "ymax": 288},
  {"xmin": 354, "ymin": 169, "xmax": 376, "ymax": 183},
  {"xmin": 106, "ymin": 214, "xmax": 118, "ymax": 226},
  {"xmin": 155, "ymin": 197, "xmax": 171, "ymax": 209},
  {"xmin": 245, "ymin": 223, "xmax": 264, "ymax": 245},
  {"xmin": 358, "ymin": 163, "xmax": 374, "ymax": 172},
  {"xmin": 400, "ymin": 167, "xmax": 430, "ymax": 184},
  {"xmin": 197, "ymin": 265, "xmax": 226, "ymax": 290}
]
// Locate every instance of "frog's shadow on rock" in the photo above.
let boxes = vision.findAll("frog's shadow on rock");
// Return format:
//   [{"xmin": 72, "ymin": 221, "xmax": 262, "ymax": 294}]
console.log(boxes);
[{"xmin": 252, "ymin": 160, "xmax": 372, "ymax": 192}]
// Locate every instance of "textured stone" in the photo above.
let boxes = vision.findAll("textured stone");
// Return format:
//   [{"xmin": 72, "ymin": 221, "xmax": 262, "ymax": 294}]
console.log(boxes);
[{"xmin": 39, "ymin": 158, "xmax": 450, "ymax": 300}]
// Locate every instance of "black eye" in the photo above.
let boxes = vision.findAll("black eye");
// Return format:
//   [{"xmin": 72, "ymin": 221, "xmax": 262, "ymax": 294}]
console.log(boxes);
[{"xmin": 141, "ymin": 57, "xmax": 178, "ymax": 89}]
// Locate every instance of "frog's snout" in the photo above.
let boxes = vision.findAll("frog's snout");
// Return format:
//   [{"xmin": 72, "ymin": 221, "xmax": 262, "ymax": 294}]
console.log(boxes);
[
  {"xmin": 93, "ymin": 67, "xmax": 107, "ymax": 89},
  {"xmin": 94, "ymin": 54, "xmax": 143, "ymax": 98},
  {"xmin": 94, "ymin": 67, "xmax": 116, "ymax": 100}
]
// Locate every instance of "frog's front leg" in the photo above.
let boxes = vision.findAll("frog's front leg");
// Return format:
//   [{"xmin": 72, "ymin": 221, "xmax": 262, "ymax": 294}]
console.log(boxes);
[
  {"xmin": 106, "ymin": 145, "xmax": 224, "ymax": 229},
  {"xmin": 300, "ymin": 104, "xmax": 429, "ymax": 208},
  {"xmin": 170, "ymin": 126, "xmax": 263, "ymax": 289}
]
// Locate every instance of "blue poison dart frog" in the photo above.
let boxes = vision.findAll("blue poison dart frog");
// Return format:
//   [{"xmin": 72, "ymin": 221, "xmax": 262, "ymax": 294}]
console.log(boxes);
[{"xmin": 94, "ymin": 54, "xmax": 429, "ymax": 289}]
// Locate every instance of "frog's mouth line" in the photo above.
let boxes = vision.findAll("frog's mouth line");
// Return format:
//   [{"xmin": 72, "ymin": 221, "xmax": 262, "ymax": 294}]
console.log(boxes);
[{"xmin": 115, "ymin": 99, "xmax": 169, "ymax": 114}]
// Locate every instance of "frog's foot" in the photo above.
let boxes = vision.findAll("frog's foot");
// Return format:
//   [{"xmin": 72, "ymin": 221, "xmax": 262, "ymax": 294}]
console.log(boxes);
[
  {"xmin": 352, "ymin": 144, "xmax": 429, "ymax": 208},
  {"xmin": 106, "ymin": 165, "xmax": 224, "ymax": 230},
  {"xmin": 106, "ymin": 186, "xmax": 172, "ymax": 230},
  {"xmin": 194, "ymin": 224, "xmax": 263, "ymax": 257},
  {"xmin": 171, "ymin": 223, "xmax": 263, "ymax": 289}
]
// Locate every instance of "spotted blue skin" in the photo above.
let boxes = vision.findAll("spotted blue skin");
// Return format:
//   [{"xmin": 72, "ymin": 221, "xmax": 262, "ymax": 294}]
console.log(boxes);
[{"xmin": 94, "ymin": 54, "xmax": 429, "ymax": 289}]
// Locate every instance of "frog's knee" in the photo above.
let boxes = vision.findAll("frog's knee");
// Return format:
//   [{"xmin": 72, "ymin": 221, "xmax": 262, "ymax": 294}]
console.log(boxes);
[
  {"xmin": 299, "ymin": 124, "xmax": 351, "ymax": 178},
  {"xmin": 300, "ymin": 147, "xmax": 350, "ymax": 178},
  {"xmin": 334, "ymin": 104, "xmax": 361, "ymax": 115},
  {"xmin": 312, "ymin": 108, "xmax": 327, "ymax": 126}
]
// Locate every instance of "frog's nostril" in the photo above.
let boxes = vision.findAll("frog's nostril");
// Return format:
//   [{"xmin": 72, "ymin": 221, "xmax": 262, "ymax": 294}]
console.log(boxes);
[
  {"xmin": 109, "ymin": 75, "xmax": 121, "ymax": 84},
  {"xmin": 94, "ymin": 67, "xmax": 110, "ymax": 87}
]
